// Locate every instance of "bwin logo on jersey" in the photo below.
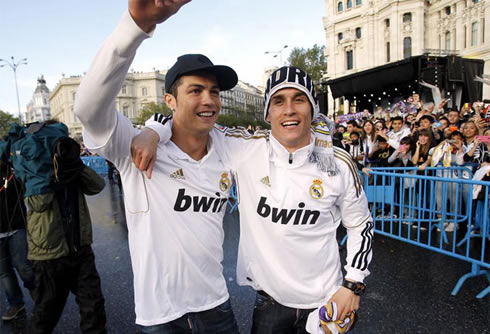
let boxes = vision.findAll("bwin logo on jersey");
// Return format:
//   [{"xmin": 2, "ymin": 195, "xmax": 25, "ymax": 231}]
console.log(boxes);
[
  {"xmin": 174, "ymin": 189, "xmax": 228, "ymax": 213},
  {"xmin": 257, "ymin": 197, "xmax": 320, "ymax": 225}
]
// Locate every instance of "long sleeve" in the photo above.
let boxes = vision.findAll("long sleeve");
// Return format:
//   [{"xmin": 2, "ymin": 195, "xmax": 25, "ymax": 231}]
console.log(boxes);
[
  {"xmin": 74, "ymin": 10, "xmax": 151, "ymax": 156},
  {"xmin": 334, "ymin": 149, "xmax": 373, "ymax": 282},
  {"xmin": 387, "ymin": 150, "xmax": 400, "ymax": 164}
]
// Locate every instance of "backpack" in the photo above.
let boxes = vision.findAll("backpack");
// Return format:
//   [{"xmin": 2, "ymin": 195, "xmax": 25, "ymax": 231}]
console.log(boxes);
[{"xmin": 0, "ymin": 122, "xmax": 70, "ymax": 196}]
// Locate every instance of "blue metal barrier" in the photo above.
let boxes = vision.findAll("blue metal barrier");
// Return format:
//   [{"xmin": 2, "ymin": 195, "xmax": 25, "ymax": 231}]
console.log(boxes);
[
  {"xmin": 362, "ymin": 167, "xmax": 489, "ymax": 299},
  {"xmin": 81, "ymin": 156, "xmax": 108, "ymax": 175}
]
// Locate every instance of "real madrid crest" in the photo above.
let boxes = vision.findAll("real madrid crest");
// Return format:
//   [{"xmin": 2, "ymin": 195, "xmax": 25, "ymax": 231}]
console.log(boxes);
[
  {"xmin": 219, "ymin": 172, "xmax": 231, "ymax": 191},
  {"xmin": 309, "ymin": 179, "xmax": 324, "ymax": 200}
]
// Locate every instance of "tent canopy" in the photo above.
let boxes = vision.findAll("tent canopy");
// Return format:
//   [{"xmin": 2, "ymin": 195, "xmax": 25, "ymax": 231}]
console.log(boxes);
[{"xmin": 326, "ymin": 55, "xmax": 484, "ymax": 104}]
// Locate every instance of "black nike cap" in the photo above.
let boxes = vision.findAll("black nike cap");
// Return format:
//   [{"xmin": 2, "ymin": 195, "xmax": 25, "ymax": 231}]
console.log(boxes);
[{"xmin": 165, "ymin": 54, "xmax": 238, "ymax": 93}]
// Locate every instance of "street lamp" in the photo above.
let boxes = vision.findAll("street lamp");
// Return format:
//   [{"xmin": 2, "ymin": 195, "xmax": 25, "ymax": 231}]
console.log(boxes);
[
  {"xmin": 0, "ymin": 56, "xmax": 28, "ymax": 123},
  {"xmin": 264, "ymin": 45, "xmax": 288, "ymax": 66}
]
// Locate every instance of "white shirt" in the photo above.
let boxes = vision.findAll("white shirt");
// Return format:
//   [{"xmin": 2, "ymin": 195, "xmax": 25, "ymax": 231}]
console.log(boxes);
[
  {"xmin": 148, "ymin": 123, "xmax": 374, "ymax": 309},
  {"xmin": 74, "ymin": 11, "xmax": 230, "ymax": 326},
  {"xmin": 387, "ymin": 127, "xmax": 411, "ymax": 149},
  {"xmin": 221, "ymin": 131, "xmax": 372, "ymax": 308}
]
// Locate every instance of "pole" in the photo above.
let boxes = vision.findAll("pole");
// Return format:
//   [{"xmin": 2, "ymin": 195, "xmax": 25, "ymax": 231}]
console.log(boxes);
[
  {"xmin": 0, "ymin": 56, "xmax": 28, "ymax": 124},
  {"xmin": 265, "ymin": 45, "xmax": 288, "ymax": 66},
  {"xmin": 13, "ymin": 66, "xmax": 21, "ymax": 122}
]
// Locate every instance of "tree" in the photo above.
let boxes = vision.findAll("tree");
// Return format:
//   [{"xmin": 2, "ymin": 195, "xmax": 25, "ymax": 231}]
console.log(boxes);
[
  {"xmin": 0, "ymin": 110, "xmax": 19, "ymax": 137},
  {"xmin": 217, "ymin": 113, "xmax": 269, "ymax": 129},
  {"xmin": 136, "ymin": 102, "xmax": 171, "ymax": 125},
  {"xmin": 287, "ymin": 44, "xmax": 327, "ymax": 83}
]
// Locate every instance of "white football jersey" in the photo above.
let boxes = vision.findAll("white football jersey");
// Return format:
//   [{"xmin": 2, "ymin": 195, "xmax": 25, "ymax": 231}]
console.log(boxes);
[
  {"xmin": 147, "ymin": 121, "xmax": 374, "ymax": 309},
  {"xmin": 75, "ymin": 11, "xmax": 231, "ymax": 326},
  {"xmin": 216, "ymin": 129, "xmax": 373, "ymax": 308}
]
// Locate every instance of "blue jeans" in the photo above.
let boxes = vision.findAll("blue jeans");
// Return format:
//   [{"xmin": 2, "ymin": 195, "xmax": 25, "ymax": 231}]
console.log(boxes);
[
  {"xmin": 251, "ymin": 291, "xmax": 315, "ymax": 334},
  {"xmin": 140, "ymin": 299, "xmax": 239, "ymax": 334},
  {"xmin": 0, "ymin": 229, "xmax": 35, "ymax": 307}
]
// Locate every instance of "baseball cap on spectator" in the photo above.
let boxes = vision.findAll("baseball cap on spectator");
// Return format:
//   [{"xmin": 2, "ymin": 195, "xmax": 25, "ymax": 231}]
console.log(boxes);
[{"xmin": 165, "ymin": 54, "xmax": 238, "ymax": 93}]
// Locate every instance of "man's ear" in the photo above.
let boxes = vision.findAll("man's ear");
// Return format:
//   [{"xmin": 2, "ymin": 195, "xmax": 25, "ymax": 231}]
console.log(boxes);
[
  {"xmin": 164, "ymin": 93, "xmax": 177, "ymax": 112},
  {"xmin": 265, "ymin": 112, "xmax": 270, "ymax": 123}
]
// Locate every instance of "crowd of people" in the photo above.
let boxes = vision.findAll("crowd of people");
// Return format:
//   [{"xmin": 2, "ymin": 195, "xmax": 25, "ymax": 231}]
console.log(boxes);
[
  {"xmin": 0, "ymin": 1, "xmax": 488, "ymax": 333},
  {"xmin": 333, "ymin": 98, "xmax": 490, "ymax": 174},
  {"xmin": 332, "ymin": 99, "xmax": 490, "ymax": 236}
]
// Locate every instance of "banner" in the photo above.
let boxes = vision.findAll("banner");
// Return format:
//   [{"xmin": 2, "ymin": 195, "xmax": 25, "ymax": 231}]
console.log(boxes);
[{"xmin": 336, "ymin": 112, "xmax": 363, "ymax": 123}]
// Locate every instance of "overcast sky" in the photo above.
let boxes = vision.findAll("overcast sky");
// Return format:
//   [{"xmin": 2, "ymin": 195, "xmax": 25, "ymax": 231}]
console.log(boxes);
[{"xmin": 0, "ymin": 0, "xmax": 326, "ymax": 117}]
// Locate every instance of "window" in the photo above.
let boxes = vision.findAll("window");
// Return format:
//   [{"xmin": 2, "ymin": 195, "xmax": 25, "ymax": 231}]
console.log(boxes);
[
  {"xmin": 403, "ymin": 37, "xmax": 412, "ymax": 59},
  {"xmin": 482, "ymin": 18, "xmax": 485, "ymax": 43},
  {"xmin": 72, "ymin": 92, "xmax": 76, "ymax": 101},
  {"xmin": 464, "ymin": 25, "xmax": 467, "ymax": 48},
  {"xmin": 142, "ymin": 87, "xmax": 148, "ymax": 96},
  {"xmin": 445, "ymin": 31, "xmax": 451, "ymax": 50},
  {"xmin": 122, "ymin": 105, "xmax": 129, "ymax": 116},
  {"xmin": 445, "ymin": 6, "xmax": 451, "ymax": 15},
  {"xmin": 338, "ymin": 32, "xmax": 343, "ymax": 42},
  {"xmin": 471, "ymin": 22, "xmax": 478, "ymax": 46},
  {"xmin": 386, "ymin": 42, "xmax": 390, "ymax": 62},
  {"xmin": 385, "ymin": 18, "xmax": 390, "ymax": 28},
  {"xmin": 473, "ymin": 0, "xmax": 480, "ymax": 3},
  {"xmin": 338, "ymin": 1, "xmax": 343, "ymax": 12},
  {"xmin": 355, "ymin": 27, "xmax": 361, "ymax": 39},
  {"xmin": 347, "ymin": 0, "xmax": 352, "ymax": 9},
  {"xmin": 122, "ymin": 85, "xmax": 127, "ymax": 94},
  {"xmin": 346, "ymin": 50, "xmax": 353, "ymax": 70},
  {"xmin": 403, "ymin": 13, "xmax": 412, "ymax": 23},
  {"xmin": 356, "ymin": 0, "xmax": 362, "ymax": 5}
]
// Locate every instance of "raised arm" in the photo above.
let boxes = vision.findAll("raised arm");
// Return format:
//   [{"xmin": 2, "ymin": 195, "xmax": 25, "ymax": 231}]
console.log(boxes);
[{"xmin": 74, "ymin": 0, "xmax": 190, "ymax": 153}]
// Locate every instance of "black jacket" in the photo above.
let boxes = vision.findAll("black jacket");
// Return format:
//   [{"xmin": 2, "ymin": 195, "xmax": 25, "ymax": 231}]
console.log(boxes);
[{"xmin": 0, "ymin": 164, "xmax": 26, "ymax": 233}]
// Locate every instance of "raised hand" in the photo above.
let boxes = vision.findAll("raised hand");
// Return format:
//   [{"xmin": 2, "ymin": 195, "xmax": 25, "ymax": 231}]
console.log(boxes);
[{"xmin": 129, "ymin": 0, "xmax": 192, "ymax": 33}]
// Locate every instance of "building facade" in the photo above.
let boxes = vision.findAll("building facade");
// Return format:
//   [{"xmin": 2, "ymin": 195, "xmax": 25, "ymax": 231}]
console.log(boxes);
[
  {"xmin": 50, "ymin": 70, "xmax": 265, "ymax": 136},
  {"xmin": 324, "ymin": 0, "xmax": 489, "ymax": 113},
  {"xmin": 220, "ymin": 80, "xmax": 265, "ymax": 121},
  {"xmin": 25, "ymin": 76, "xmax": 52, "ymax": 123},
  {"xmin": 49, "ymin": 70, "xmax": 166, "ymax": 137}
]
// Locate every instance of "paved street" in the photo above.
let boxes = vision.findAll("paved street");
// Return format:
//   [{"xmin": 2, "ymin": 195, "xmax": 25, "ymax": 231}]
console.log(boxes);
[{"xmin": 0, "ymin": 179, "xmax": 488, "ymax": 333}]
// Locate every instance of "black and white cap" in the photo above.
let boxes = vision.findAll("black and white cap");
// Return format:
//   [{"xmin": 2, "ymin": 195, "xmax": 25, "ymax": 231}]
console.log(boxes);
[{"xmin": 264, "ymin": 66, "xmax": 319, "ymax": 123}]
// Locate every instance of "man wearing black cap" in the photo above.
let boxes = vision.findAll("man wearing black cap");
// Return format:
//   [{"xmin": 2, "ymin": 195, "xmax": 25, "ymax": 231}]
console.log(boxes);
[
  {"xmin": 74, "ymin": 1, "xmax": 239, "ymax": 332},
  {"xmin": 137, "ymin": 64, "xmax": 373, "ymax": 333}
]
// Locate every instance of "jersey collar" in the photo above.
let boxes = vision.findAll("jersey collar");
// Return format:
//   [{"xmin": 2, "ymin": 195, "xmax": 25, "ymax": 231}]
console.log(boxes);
[{"xmin": 269, "ymin": 134, "xmax": 314, "ymax": 168}]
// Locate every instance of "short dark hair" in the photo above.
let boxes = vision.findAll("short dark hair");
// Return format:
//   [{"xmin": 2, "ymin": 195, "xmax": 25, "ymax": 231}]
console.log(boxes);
[
  {"xmin": 391, "ymin": 116, "xmax": 403, "ymax": 123},
  {"xmin": 400, "ymin": 136, "xmax": 411, "ymax": 145},
  {"xmin": 448, "ymin": 131, "xmax": 463, "ymax": 140},
  {"xmin": 168, "ymin": 76, "xmax": 184, "ymax": 98},
  {"xmin": 420, "ymin": 115, "xmax": 434, "ymax": 123},
  {"xmin": 347, "ymin": 120, "xmax": 358, "ymax": 127}
]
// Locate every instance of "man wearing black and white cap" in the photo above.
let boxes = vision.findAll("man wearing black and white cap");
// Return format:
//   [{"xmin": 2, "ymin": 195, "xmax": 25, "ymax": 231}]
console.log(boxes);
[
  {"xmin": 138, "ymin": 62, "xmax": 373, "ymax": 332},
  {"xmin": 74, "ymin": 1, "xmax": 240, "ymax": 332}
]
